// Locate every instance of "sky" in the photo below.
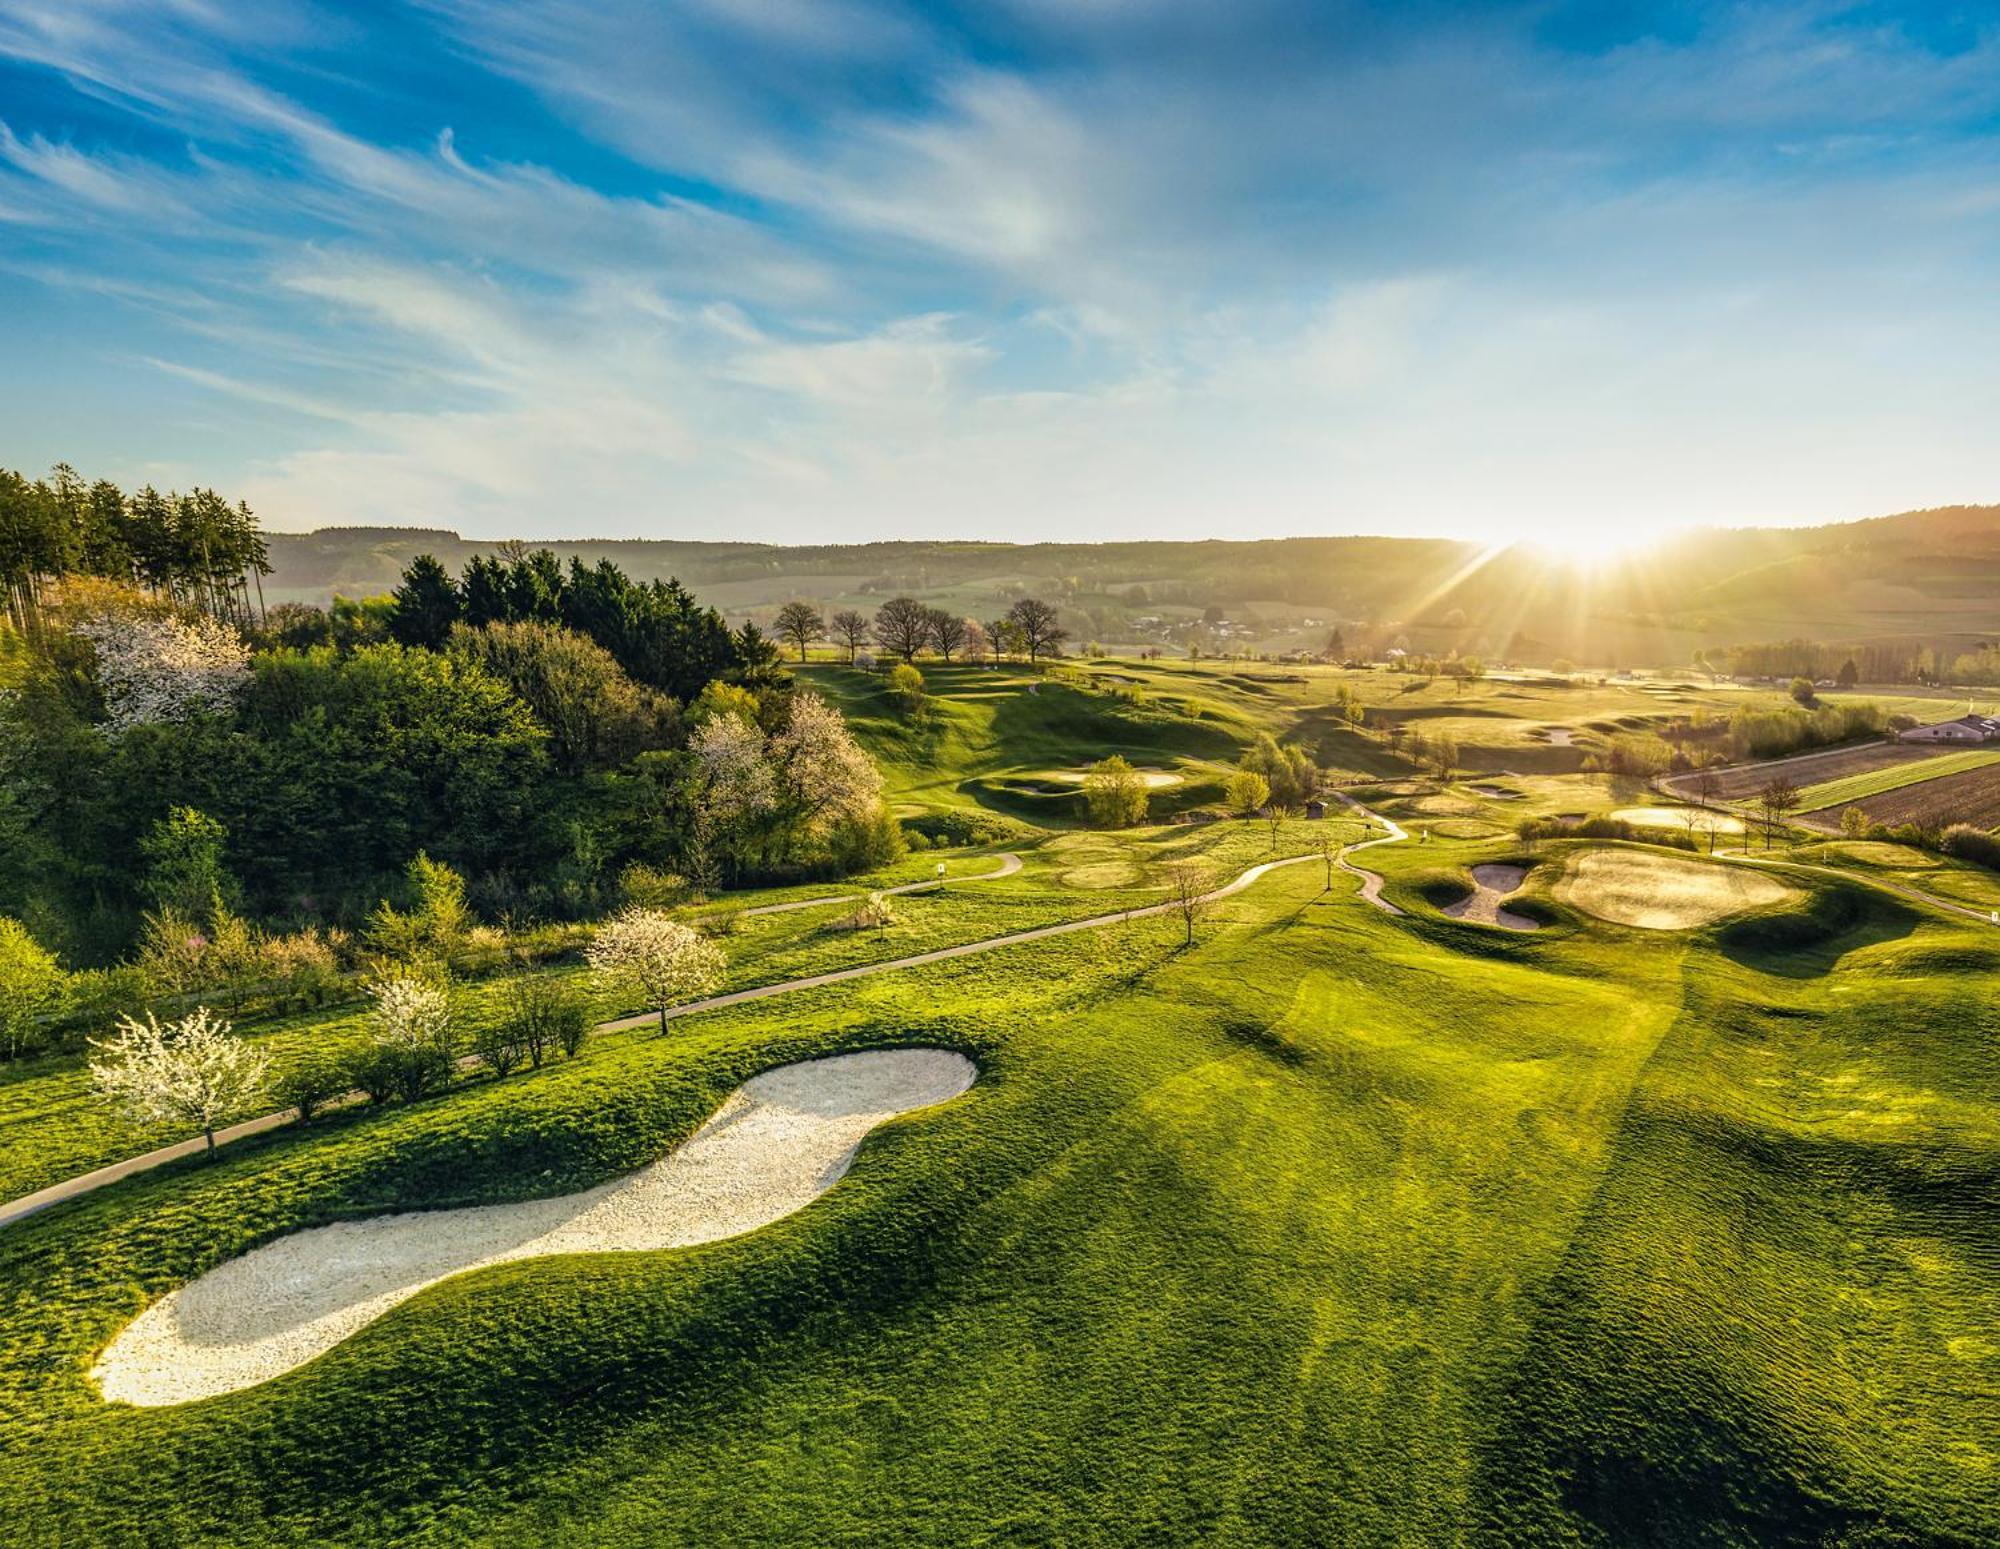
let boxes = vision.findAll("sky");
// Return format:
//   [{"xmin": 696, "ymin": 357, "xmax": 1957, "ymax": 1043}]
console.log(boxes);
[{"xmin": 0, "ymin": 1, "xmax": 1996, "ymax": 546}]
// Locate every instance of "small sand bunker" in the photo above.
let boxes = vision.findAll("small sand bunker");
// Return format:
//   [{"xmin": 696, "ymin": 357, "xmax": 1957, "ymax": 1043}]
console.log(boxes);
[
  {"xmin": 1557, "ymin": 849, "xmax": 1796, "ymax": 930},
  {"xmin": 1611, "ymin": 805, "xmax": 1745, "ymax": 836},
  {"xmin": 1443, "ymin": 864, "xmax": 1539, "ymax": 931},
  {"xmin": 93, "ymin": 1049, "xmax": 976, "ymax": 1407},
  {"xmin": 1542, "ymin": 727, "xmax": 1574, "ymax": 746},
  {"xmin": 1469, "ymin": 785, "xmax": 1523, "ymax": 800}
]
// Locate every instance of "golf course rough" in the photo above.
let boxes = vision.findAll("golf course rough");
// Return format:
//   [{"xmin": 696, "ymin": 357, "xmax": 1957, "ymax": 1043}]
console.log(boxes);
[
  {"xmin": 1557, "ymin": 848, "xmax": 1797, "ymax": 929},
  {"xmin": 91, "ymin": 1049, "xmax": 976, "ymax": 1407}
]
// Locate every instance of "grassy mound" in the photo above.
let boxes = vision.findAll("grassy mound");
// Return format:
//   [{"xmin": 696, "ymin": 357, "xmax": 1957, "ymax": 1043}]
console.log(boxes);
[{"xmin": 1557, "ymin": 848, "xmax": 1799, "ymax": 930}]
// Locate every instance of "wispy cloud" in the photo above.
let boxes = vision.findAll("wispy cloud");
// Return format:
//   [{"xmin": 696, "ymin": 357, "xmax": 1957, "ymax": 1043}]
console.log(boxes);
[{"xmin": 0, "ymin": 0, "xmax": 1995, "ymax": 542}]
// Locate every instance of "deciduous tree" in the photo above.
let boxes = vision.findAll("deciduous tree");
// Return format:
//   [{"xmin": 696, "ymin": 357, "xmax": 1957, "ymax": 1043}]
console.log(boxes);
[
  {"xmin": 90, "ymin": 1007, "xmax": 269, "ymax": 1157},
  {"xmin": 0, "ymin": 918, "xmax": 62, "ymax": 1062},
  {"xmin": 1084, "ymin": 755, "xmax": 1148, "ymax": 828},
  {"xmin": 830, "ymin": 609, "xmax": 871, "ymax": 663},
  {"xmin": 1006, "ymin": 598, "xmax": 1066, "ymax": 662},
  {"xmin": 873, "ymin": 596, "xmax": 933, "ymax": 663},
  {"xmin": 585, "ymin": 909, "xmax": 726, "ymax": 1036},
  {"xmin": 774, "ymin": 601, "xmax": 825, "ymax": 661}
]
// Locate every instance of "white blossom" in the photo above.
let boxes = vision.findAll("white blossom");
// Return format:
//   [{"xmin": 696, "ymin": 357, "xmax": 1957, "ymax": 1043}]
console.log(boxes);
[
  {"xmin": 771, "ymin": 690, "xmax": 882, "ymax": 837},
  {"xmin": 585, "ymin": 908, "xmax": 725, "ymax": 1034},
  {"xmin": 691, "ymin": 711, "xmax": 775, "ymax": 824},
  {"xmin": 73, "ymin": 610, "xmax": 248, "ymax": 732},
  {"xmin": 90, "ymin": 1006, "xmax": 269, "ymax": 1154},
  {"xmin": 369, "ymin": 974, "xmax": 453, "ymax": 1049}
]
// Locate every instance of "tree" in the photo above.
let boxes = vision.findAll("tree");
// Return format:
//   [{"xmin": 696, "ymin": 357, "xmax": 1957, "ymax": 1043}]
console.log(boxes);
[
  {"xmin": 1239, "ymin": 734, "xmax": 1317, "ymax": 807},
  {"xmin": 1325, "ymin": 626, "xmax": 1345, "ymax": 661},
  {"xmin": 774, "ymin": 600, "xmax": 825, "ymax": 662},
  {"xmin": 1226, "ymin": 768, "xmax": 1271, "ymax": 815},
  {"xmin": 1163, "ymin": 858, "xmax": 1215, "ymax": 947},
  {"xmin": 585, "ymin": 909, "xmax": 726, "ymax": 1036},
  {"xmin": 0, "ymin": 918, "xmax": 62, "ymax": 1062},
  {"xmin": 1315, "ymin": 824, "xmax": 1344, "ymax": 890},
  {"xmin": 366, "ymin": 852, "xmax": 473, "ymax": 970},
  {"xmin": 962, "ymin": 619, "xmax": 990, "ymax": 663},
  {"xmin": 1007, "ymin": 598, "xmax": 1067, "ymax": 662},
  {"xmin": 1839, "ymin": 805, "xmax": 1872, "ymax": 839},
  {"xmin": 1426, "ymin": 733, "xmax": 1459, "ymax": 781},
  {"xmin": 140, "ymin": 806, "xmax": 233, "ymax": 923},
  {"xmin": 887, "ymin": 662, "xmax": 926, "ymax": 718},
  {"xmin": 1756, "ymin": 775, "xmax": 1800, "ymax": 849},
  {"xmin": 1265, "ymin": 801, "xmax": 1297, "ymax": 850},
  {"xmin": 451, "ymin": 619, "xmax": 675, "ymax": 772},
  {"xmin": 365, "ymin": 973, "xmax": 457, "ymax": 1102},
  {"xmin": 90, "ymin": 1007, "xmax": 269, "ymax": 1158},
  {"xmin": 1836, "ymin": 658, "xmax": 1859, "ymax": 690},
  {"xmin": 1690, "ymin": 767, "xmax": 1724, "ymax": 853},
  {"xmin": 1084, "ymin": 755, "xmax": 1148, "ymax": 828},
  {"xmin": 388, "ymin": 555, "xmax": 462, "ymax": 649},
  {"xmin": 927, "ymin": 609, "xmax": 968, "ymax": 662},
  {"xmin": 1789, "ymin": 676, "xmax": 1816, "ymax": 707},
  {"xmin": 71, "ymin": 606, "xmax": 248, "ymax": 731},
  {"xmin": 873, "ymin": 596, "xmax": 933, "ymax": 663},
  {"xmin": 830, "ymin": 609, "xmax": 871, "ymax": 663},
  {"xmin": 768, "ymin": 691, "xmax": 885, "ymax": 857},
  {"xmin": 984, "ymin": 617, "xmax": 1017, "ymax": 662}
]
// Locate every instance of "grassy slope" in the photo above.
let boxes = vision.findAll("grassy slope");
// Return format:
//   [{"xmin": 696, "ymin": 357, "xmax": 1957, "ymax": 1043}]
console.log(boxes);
[
  {"xmin": 1794, "ymin": 747, "xmax": 2000, "ymax": 812},
  {"xmin": 0, "ymin": 820, "xmax": 1323, "ymax": 1204},
  {"xmin": 0, "ymin": 847, "xmax": 1992, "ymax": 1545}
]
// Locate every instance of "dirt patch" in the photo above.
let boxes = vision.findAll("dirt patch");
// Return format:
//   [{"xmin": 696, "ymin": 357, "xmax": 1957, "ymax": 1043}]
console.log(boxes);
[
  {"xmin": 92, "ymin": 1049, "xmax": 977, "ymax": 1407},
  {"xmin": 1675, "ymin": 743, "xmax": 1931, "ymax": 803},
  {"xmin": 1557, "ymin": 849, "xmax": 1797, "ymax": 930},
  {"xmin": 1443, "ymin": 864, "xmax": 1539, "ymax": 931},
  {"xmin": 1610, "ymin": 805, "xmax": 1746, "ymax": 836},
  {"xmin": 1835, "ymin": 762, "xmax": 2000, "ymax": 830}
]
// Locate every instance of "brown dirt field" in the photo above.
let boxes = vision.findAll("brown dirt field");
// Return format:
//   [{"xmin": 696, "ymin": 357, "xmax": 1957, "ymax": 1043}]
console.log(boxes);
[
  {"xmin": 1834, "ymin": 763, "xmax": 2000, "ymax": 831},
  {"xmin": 1681, "ymin": 743, "xmax": 1930, "ymax": 802}
]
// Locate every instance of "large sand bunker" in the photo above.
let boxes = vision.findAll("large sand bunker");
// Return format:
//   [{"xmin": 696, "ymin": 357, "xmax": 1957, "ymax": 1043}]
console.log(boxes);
[
  {"xmin": 1610, "ymin": 805, "xmax": 1745, "ymax": 836},
  {"xmin": 92, "ymin": 1049, "xmax": 976, "ymax": 1407},
  {"xmin": 1443, "ymin": 864, "xmax": 1539, "ymax": 931},
  {"xmin": 1557, "ymin": 849, "xmax": 1795, "ymax": 930}
]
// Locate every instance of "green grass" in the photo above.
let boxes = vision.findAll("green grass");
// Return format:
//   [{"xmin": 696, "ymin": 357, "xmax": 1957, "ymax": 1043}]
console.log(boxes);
[
  {"xmin": 1793, "ymin": 747, "xmax": 2000, "ymax": 812},
  {"xmin": 0, "ymin": 845, "xmax": 1993, "ymax": 1545},
  {"xmin": 0, "ymin": 820, "xmax": 1325, "ymax": 1205},
  {"xmin": 3, "ymin": 665, "xmax": 1997, "ymax": 1546}
]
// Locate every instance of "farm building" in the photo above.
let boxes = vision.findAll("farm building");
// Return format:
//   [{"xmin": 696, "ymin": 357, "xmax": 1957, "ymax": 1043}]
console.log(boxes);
[
  {"xmin": 1897, "ymin": 713, "xmax": 2000, "ymax": 744},
  {"xmin": 1304, "ymin": 798, "xmax": 1327, "ymax": 819}
]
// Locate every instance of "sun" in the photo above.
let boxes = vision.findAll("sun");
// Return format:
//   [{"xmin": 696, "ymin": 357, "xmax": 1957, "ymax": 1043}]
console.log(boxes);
[{"xmin": 1517, "ymin": 526, "xmax": 1663, "ymax": 570}]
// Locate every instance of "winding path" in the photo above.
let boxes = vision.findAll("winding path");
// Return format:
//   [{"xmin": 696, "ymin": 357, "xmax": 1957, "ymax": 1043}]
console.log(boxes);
[{"xmin": 0, "ymin": 819, "xmax": 1403, "ymax": 1230}]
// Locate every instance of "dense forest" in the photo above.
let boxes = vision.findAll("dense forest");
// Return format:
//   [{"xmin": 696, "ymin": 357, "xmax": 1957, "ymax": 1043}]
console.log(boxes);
[{"xmin": 0, "ymin": 469, "xmax": 900, "ymax": 1006}]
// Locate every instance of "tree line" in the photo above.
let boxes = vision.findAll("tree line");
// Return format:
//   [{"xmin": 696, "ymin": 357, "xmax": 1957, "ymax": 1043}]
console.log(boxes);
[
  {"xmin": 767, "ymin": 594, "xmax": 1068, "ymax": 664},
  {"xmin": 1, "ymin": 463, "xmax": 270, "ymax": 630}
]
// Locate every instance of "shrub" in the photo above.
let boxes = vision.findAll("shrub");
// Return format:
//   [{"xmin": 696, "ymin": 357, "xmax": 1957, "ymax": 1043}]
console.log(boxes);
[
  {"xmin": 902, "ymin": 809, "xmax": 1027, "ymax": 848},
  {"xmin": 275, "ymin": 1054, "xmax": 347, "ymax": 1124},
  {"xmin": 619, "ymin": 863, "xmax": 691, "ymax": 910},
  {"xmin": 1940, "ymin": 823, "xmax": 2000, "ymax": 871},
  {"xmin": 1515, "ymin": 814, "xmax": 1697, "ymax": 851},
  {"xmin": 887, "ymin": 662, "xmax": 926, "ymax": 718},
  {"xmin": 1084, "ymin": 755, "xmax": 1150, "ymax": 828}
]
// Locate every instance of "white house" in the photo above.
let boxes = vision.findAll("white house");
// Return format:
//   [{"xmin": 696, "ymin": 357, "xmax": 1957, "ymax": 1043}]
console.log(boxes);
[{"xmin": 1898, "ymin": 712, "xmax": 2000, "ymax": 744}]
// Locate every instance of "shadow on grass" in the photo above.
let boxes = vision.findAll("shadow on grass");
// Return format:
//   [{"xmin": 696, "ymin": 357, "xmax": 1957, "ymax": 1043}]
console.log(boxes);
[{"xmin": 1713, "ymin": 879, "xmax": 1919, "ymax": 980}]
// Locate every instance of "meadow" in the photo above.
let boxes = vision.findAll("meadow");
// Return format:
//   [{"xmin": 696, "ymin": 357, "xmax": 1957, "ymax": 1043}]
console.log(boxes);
[{"xmin": 1, "ymin": 656, "xmax": 1995, "ymax": 1545}]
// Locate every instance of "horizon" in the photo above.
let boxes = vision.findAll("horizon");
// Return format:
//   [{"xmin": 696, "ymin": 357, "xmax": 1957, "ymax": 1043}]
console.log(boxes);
[{"xmin": 2, "ymin": 3, "xmax": 1997, "ymax": 546}]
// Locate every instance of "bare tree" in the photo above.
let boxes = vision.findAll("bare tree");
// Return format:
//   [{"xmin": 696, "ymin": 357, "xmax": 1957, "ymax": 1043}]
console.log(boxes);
[
  {"xmin": 1006, "ymin": 597, "xmax": 1067, "ymax": 663},
  {"xmin": 773, "ymin": 600, "xmax": 825, "ymax": 662},
  {"xmin": 830, "ymin": 609, "xmax": 871, "ymax": 663},
  {"xmin": 1756, "ymin": 776, "xmax": 1800, "ymax": 851},
  {"xmin": 927, "ymin": 608, "xmax": 968, "ymax": 662},
  {"xmin": 873, "ymin": 596, "xmax": 933, "ymax": 663},
  {"xmin": 1163, "ymin": 858, "xmax": 1216, "ymax": 948},
  {"xmin": 1266, "ymin": 802, "xmax": 1298, "ymax": 851}
]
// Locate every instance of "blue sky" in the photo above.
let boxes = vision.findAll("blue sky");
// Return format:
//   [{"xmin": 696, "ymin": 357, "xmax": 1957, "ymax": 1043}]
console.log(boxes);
[{"xmin": 0, "ymin": 0, "xmax": 1995, "ymax": 544}]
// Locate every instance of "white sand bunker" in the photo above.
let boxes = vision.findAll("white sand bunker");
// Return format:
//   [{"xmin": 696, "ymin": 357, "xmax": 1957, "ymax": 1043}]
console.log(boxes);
[
  {"xmin": 1444, "ymin": 864, "xmax": 1539, "ymax": 931},
  {"xmin": 1044, "ymin": 767, "xmax": 1181, "ymax": 788},
  {"xmin": 1611, "ymin": 805, "xmax": 1745, "ymax": 835},
  {"xmin": 93, "ymin": 1049, "xmax": 976, "ymax": 1408},
  {"xmin": 1557, "ymin": 849, "xmax": 1796, "ymax": 930}
]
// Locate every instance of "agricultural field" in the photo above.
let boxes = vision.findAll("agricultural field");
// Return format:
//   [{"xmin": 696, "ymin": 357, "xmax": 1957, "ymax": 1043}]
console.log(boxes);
[
  {"xmin": 1793, "ymin": 747, "xmax": 2000, "ymax": 812},
  {"xmin": 1821, "ymin": 760, "xmax": 2000, "ymax": 833},
  {"xmin": 4, "ymin": 653, "xmax": 1998, "ymax": 1546}
]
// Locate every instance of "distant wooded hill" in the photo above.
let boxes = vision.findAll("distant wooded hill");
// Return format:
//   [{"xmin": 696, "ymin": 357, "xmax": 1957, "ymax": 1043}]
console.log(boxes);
[{"xmin": 263, "ymin": 504, "xmax": 2000, "ymax": 671}]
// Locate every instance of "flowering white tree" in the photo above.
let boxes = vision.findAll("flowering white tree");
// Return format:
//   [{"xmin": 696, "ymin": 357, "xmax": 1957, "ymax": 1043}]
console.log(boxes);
[
  {"xmin": 73, "ymin": 609, "xmax": 248, "ymax": 731},
  {"xmin": 585, "ymin": 908, "xmax": 725, "ymax": 1036},
  {"xmin": 691, "ymin": 712, "xmax": 775, "ymax": 825},
  {"xmin": 770, "ymin": 690, "xmax": 883, "ymax": 845},
  {"xmin": 90, "ymin": 1007, "xmax": 269, "ymax": 1157},
  {"xmin": 370, "ymin": 974, "xmax": 453, "ymax": 1048}
]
